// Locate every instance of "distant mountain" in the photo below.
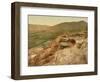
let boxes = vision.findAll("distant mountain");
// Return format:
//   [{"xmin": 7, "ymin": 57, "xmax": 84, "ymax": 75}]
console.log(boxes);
[
  {"xmin": 29, "ymin": 24, "xmax": 50, "ymax": 32},
  {"xmin": 50, "ymin": 21, "xmax": 87, "ymax": 33},
  {"xmin": 29, "ymin": 21, "xmax": 87, "ymax": 33}
]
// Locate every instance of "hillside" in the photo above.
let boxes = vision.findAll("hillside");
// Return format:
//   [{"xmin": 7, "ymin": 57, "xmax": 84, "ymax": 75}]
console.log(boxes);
[
  {"xmin": 28, "ymin": 21, "xmax": 87, "ymax": 49},
  {"xmin": 28, "ymin": 32, "xmax": 87, "ymax": 66},
  {"xmin": 29, "ymin": 24, "xmax": 50, "ymax": 32},
  {"xmin": 51, "ymin": 21, "xmax": 87, "ymax": 33}
]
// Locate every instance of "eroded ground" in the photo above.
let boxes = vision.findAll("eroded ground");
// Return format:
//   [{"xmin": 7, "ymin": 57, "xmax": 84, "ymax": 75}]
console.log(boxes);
[{"xmin": 28, "ymin": 32, "xmax": 87, "ymax": 66}]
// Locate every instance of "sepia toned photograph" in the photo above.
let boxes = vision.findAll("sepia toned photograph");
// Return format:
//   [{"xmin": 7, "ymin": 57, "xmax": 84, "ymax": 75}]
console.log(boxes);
[{"xmin": 28, "ymin": 15, "xmax": 88, "ymax": 66}]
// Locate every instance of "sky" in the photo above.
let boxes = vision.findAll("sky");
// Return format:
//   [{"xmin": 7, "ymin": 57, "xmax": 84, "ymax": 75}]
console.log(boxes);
[{"xmin": 28, "ymin": 15, "xmax": 87, "ymax": 26}]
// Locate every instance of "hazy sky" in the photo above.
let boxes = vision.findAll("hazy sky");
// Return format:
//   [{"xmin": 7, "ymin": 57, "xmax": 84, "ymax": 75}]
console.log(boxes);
[{"xmin": 28, "ymin": 15, "xmax": 87, "ymax": 26}]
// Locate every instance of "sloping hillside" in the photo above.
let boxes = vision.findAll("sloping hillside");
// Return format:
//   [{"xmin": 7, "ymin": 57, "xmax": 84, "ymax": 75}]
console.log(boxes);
[
  {"xmin": 28, "ymin": 32, "xmax": 87, "ymax": 66},
  {"xmin": 28, "ymin": 21, "xmax": 87, "ymax": 49},
  {"xmin": 51, "ymin": 21, "xmax": 87, "ymax": 33}
]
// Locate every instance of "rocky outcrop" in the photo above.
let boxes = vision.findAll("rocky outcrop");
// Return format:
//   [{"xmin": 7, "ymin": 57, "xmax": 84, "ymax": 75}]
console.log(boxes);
[{"xmin": 28, "ymin": 32, "xmax": 87, "ymax": 66}]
